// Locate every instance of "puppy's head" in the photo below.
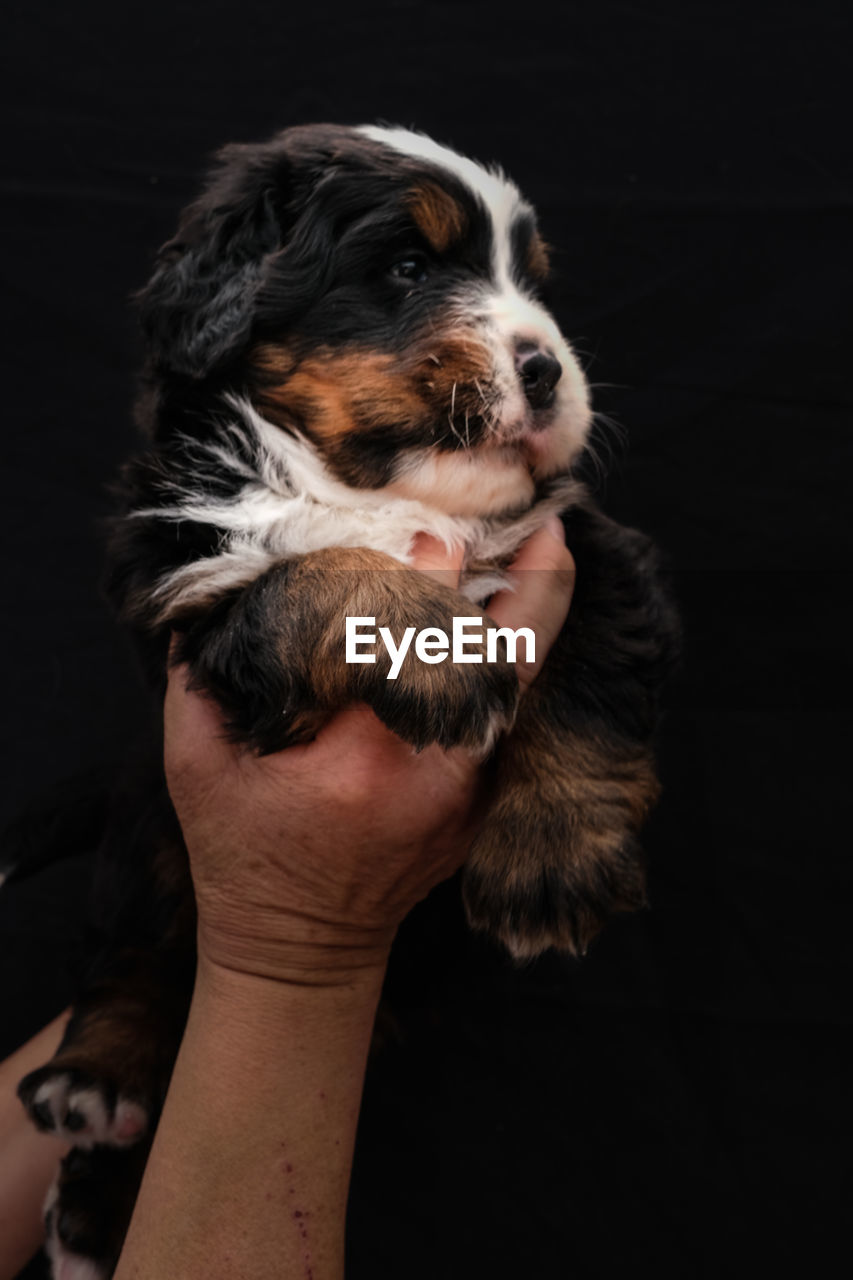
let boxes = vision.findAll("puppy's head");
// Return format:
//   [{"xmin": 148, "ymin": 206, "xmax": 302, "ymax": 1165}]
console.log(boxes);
[{"xmin": 139, "ymin": 123, "xmax": 591, "ymax": 518}]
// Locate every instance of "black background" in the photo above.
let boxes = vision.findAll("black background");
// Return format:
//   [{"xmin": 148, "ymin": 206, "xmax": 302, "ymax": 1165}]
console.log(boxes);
[{"xmin": 1, "ymin": 1, "xmax": 850, "ymax": 1276}]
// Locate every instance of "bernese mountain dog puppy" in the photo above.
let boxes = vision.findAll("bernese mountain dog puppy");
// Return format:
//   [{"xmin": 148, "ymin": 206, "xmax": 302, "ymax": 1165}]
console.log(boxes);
[{"xmin": 13, "ymin": 124, "xmax": 679, "ymax": 1277}]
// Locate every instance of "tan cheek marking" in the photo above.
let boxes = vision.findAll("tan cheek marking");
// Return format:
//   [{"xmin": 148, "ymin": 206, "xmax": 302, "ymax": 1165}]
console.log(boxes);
[
  {"xmin": 411, "ymin": 331, "xmax": 496, "ymax": 410},
  {"xmin": 406, "ymin": 181, "xmax": 468, "ymax": 253},
  {"xmin": 252, "ymin": 331, "xmax": 500, "ymax": 441},
  {"xmin": 250, "ymin": 345, "xmax": 426, "ymax": 438}
]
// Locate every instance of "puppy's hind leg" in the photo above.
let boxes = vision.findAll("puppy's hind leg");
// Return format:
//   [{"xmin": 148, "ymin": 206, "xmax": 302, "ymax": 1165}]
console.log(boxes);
[
  {"xmin": 19, "ymin": 941, "xmax": 192, "ymax": 1280},
  {"xmin": 462, "ymin": 502, "xmax": 678, "ymax": 959},
  {"xmin": 43, "ymin": 1142, "xmax": 151, "ymax": 1280},
  {"xmin": 462, "ymin": 702, "xmax": 658, "ymax": 959},
  {"xmin": 17, "ymin": 943, "xmax": 192, "ymax": 1151},
  {"xmin": 18, "ymin": 798, "xmax": 196, "ymax": 1154}
]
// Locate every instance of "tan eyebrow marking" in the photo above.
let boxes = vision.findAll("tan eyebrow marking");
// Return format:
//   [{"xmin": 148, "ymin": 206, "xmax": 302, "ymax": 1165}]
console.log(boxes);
[
  {"xmin": 527, "ymin": 230, "xmax": 550, "ymax": 281},
  {"xmin": 405, "ymin": 180, "xmax": 469, "ymax": 253}
]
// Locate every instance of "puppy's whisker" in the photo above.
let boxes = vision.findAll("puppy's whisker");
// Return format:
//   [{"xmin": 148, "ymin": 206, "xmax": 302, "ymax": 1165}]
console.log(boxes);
[
  {"xmin": 577, "ymin": 409, "xmax": 628, "ymax": 489},
  {"xmin": 446, "ymin": 381, "xmax": 467, "ymax": 450},
  {"xmin": 592, "ymin": 408, "xmax": 628, "ymax": 452},
  {"xmin": 586, "ymin": 381, "xmax": 628, "ymax": 394}
]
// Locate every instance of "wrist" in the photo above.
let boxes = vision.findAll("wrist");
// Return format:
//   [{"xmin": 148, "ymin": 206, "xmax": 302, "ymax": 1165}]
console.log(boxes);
[
  {"xmin": 196, "ymin": 918, "xmax": 393, "ymax": 994},
  {"xmin": 116, "ymin": 923, "xmax": 386, "ymax": 1280}
]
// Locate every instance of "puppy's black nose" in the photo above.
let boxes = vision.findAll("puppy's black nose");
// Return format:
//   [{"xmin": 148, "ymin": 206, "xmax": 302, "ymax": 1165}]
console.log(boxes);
[{"xmin": 515, "ymin": 342, "xmax": 562, "ymax": 409}]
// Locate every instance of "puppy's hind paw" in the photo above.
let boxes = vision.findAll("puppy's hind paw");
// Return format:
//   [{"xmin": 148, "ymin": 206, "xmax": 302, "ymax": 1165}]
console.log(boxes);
[
  {"xmin": 43, "ymin": 1143, "xmax": 149, "ymax": 1280},
  {"xmin": 462, "ymin": 797, "xmax": 648, "ymax": 960},
  {"xmin": 18, "ymin": 1066, "xmax": 149, "ymax": 1149},
  {"xmin": 463, "ymin": 729, "xmax": 659, "ymax": 958},
  {"xmin": 44, "ymin": 1173, "xmax": 110, "ymax": 1280}
]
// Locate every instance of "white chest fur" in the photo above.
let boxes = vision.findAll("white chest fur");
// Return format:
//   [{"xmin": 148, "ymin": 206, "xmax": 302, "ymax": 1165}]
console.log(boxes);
[{"xmin": 137, "ymin": 399, "xmax": 582, "ymax": 622}]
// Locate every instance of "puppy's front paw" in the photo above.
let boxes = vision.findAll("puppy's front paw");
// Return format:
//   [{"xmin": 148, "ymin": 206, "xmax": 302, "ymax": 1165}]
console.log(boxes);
[
  {"xmin": 353, "ymin": 630, "xmax": 520, "ymax": 756},
  {"xmin": 177, "ymin": 549, "xmax": 521, "ymax": 756},
  {"xmin": 18, "ymin": 1065, "xmax": 149, "ymax": 1149},
  {"xmin": 463, "ymin": 737, "xmax": 658, "ymax": 958}
]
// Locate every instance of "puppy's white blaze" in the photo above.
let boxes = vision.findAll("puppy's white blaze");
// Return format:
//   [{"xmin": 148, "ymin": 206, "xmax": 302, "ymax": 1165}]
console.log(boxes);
[{"xmin": 480, "ymin": 280, "xmax": 569, "ymax": 358}]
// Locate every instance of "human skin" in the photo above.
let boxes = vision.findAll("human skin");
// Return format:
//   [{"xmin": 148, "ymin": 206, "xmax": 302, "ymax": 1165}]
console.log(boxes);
[{"xmin": 0, "ymin": 522, "xmax": 574, "ymax": 1278}]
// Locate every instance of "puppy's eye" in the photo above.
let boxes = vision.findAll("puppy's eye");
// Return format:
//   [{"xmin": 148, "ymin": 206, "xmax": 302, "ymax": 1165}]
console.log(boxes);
[{"xmin": 389, "ymin": 255, "xmax": 430, "ymax": 284}]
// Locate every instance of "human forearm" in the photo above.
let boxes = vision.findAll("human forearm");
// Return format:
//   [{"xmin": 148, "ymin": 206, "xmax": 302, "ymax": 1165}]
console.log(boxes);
[
  {"xmin": 114, "ymin": 956, "xmax": 386, "ymax": 1280},
  {"xmin": 113, "ymin": 525, "xmax": 574, "ymax": 1279}
]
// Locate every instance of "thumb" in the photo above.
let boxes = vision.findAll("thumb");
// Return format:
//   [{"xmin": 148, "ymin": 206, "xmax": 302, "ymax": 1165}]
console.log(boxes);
[{"xmin": 487, "ymin": 518, "xmax": 575, "ymax": 692}]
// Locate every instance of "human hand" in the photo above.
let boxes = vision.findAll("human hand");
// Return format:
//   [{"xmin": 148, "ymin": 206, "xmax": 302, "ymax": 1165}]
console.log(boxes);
[{"xmin": 163, "ymin": 522, "xmax": 575, "ymax": 987}]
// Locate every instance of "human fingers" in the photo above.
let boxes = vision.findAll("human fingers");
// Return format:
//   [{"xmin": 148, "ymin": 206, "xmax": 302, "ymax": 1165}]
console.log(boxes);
[
  {"xmin": 487, "ymin": 516, "xmax": 575, "ymax": 692},
  {"xmin": 163, "ymin": 649, "xmax": 238, "ymax": 798},
  {"xmin": 409, "ymin": 531, "xmax": 464, "ymax": 587}
]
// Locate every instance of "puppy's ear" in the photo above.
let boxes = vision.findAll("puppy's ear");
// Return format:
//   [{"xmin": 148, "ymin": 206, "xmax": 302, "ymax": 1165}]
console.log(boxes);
[{"xmin": 137, "ymin": 142, "xmax": 292, "ymax": 378}]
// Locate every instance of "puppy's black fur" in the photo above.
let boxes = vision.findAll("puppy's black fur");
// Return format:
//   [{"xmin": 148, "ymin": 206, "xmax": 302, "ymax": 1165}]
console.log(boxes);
[{"xmin": 13, "ymin": 124, "xmax": 679, "ymax": 1276}]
